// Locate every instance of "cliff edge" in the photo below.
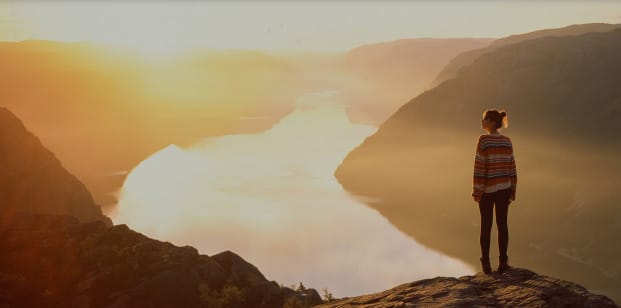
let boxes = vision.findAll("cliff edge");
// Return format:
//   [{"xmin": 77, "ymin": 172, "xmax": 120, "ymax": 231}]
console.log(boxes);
[{"xmin": 317, "ymin": 267, "xmax": 617, "ymax": 307}]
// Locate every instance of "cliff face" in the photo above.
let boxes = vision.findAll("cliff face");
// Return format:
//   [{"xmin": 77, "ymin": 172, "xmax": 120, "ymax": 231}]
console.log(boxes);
[
  {"xmin": 317, "ymin": 268, "xmax": 618, "ymax": 307},
  {"xmin": 336, "ymin": 28, "xmax": 621, "ymax": 301},
  {"xmin": 0, "ymin": 107, "xmax": 112, "ymax": 227},
  {"xmin": 0, "ymin": 213, "xmax": 322, "ymax": 308}
]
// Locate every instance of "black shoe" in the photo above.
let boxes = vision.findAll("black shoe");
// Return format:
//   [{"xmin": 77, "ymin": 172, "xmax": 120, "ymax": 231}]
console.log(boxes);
[
  {"xmin": 480, "ymin": 257, "xmax": 492, "ymax": 274},
  {"xmin": 497, "ymin": 256, "xmax": 511, "ymax": 273}
]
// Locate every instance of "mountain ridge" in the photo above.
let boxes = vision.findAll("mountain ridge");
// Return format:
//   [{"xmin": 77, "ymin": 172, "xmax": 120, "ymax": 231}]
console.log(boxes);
[
  {"xmin": 0, "ymin": 213, "xmax": 323, "ymax": 307},
  {"xmin": 430, "ymin": 22, "xmax": 621, "ymax": 87}
]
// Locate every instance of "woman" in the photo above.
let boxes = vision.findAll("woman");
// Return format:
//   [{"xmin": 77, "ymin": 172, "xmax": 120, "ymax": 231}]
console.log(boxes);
[{"xmin": 472, "ymin": 109, "xmax": 517, "ymax": 274}]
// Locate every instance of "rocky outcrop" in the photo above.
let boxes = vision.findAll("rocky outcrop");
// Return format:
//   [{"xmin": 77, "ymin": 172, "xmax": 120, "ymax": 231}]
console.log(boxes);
[
  {"xmin": 317, "ymin": 268, "xmax": 618, "ymax": 307},
  {"xmin": 0, "ymin": 213, "xmax": 323, "ymax": 308},
  {"xmin": 0, "ymin": 107, "xmax": 111, "ymax": 227}
]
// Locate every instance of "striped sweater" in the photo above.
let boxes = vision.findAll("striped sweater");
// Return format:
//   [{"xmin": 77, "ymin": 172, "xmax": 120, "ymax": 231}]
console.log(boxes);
[{"xmin": 472, "ymin": 133, "xmax": 517, "ymax": 196}]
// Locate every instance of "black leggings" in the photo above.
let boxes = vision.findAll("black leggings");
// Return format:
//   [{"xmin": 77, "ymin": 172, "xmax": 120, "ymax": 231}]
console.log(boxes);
[{"xmin": 478, "ymin": 188, "xmax": 511, "ymax": 261}]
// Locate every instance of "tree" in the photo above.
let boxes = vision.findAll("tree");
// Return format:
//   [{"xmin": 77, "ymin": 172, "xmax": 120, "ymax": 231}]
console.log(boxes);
[{"xmin": 321, "ymin": 287, "xmax": 335, "ymax": 302}]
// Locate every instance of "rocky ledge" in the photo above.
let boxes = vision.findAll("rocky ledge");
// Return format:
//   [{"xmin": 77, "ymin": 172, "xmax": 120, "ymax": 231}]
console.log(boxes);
[{"xmin": 318, "ymin": 267, "xmax": 618, "ymax": 308}]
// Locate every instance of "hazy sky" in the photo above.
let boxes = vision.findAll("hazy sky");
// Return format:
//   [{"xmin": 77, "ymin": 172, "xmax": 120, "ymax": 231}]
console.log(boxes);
[{"xmin": 1, "ymin": 1, "xmax": 621, "ymax": 54}]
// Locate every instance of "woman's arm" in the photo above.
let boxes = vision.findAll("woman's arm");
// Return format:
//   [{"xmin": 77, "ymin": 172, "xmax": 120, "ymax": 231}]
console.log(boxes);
[
  {"xmin": 473, "ymin": 136, "xmax": 486, "ymax": 201},
  {"xmin": 509, "ymin": 140, "xmax": 517, "ymax": 201},
  {"xmin": 509, "ymin": 139, "xmax": 517, "ymax": 201}
]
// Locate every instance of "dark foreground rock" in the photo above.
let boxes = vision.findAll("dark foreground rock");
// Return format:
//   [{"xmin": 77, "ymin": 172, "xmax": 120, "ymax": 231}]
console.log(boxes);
[
  {"xmin": 0, "ymin": 213, "xmax": 322, "ymax": 308},
  {"xmin": 317, "ymin": 267, "xmax": 618, "ymax": 308}
]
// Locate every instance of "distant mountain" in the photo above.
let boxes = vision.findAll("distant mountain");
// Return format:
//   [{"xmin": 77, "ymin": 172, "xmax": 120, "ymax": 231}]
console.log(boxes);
[
  {"xmin": 0, "ymin": 38, "xmax": 493, "ymax": 209},
  {"xmin": 317, "ymin": 268, "xmax": 617, "ymax": 307},
  {"xmin": 0, "ymin": 41, "xmax": 299, "ymax": 208},
  {"xmin": 0, "ymin": 107, "xmax": 111, "ymax": 227},
  {"xmin": 336, "ymin": 28, "xmax": 621, "ymax": 302},
  {"xmin": 430, "ymin": 23, "xmax": 621, "ymax": 87},
  {"xmin": 0, "ymin": 214, "xmax": 322, "ymax": 307},
  {"xmin": 340, "ymin": 38, "xmax": 493, "ymax": 125}
]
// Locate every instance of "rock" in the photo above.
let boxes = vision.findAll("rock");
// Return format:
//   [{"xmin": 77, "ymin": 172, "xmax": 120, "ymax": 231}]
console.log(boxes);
[
  {"xmin": 211, "ymin": 250, "xmax": 269, "ymax": 287},
  {"xmin": 317, "ymin": 268, "xmax": 618, "ymax": 307}
]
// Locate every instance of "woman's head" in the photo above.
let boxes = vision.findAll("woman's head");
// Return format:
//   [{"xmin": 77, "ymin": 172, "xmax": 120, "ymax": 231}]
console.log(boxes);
[{"xmin": 481, "ymin": 109, "xmax": 509, "ymax": 132}]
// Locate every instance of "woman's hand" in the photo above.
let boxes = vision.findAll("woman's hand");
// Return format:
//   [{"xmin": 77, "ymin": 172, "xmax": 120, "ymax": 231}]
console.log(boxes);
[
  {"xmin": 510, "ymin": 191, "xmax": 516, "ymax": 202},
  {"xmin": 473, "ymin": 192, "xmax": 482, "ymax": 202}
]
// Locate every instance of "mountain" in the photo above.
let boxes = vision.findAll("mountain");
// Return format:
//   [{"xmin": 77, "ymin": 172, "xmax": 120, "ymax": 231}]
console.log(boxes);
[
  {"xmin": 0, "ymin": 107, "xmax": 111, "ymax": 227},
  {"xmin": 335, "ymin": 27, "xmax": 621, "ymax": 302},
  {"xmin": 430, "ymin": 23, "xmax": 621, "ymax": 87},
  {"xmin": 340, "ymin": 38, "xmax": 493, "ymax": 125},
  {"xmin": 0, "ymin": 213, "xmax": 322, "ymax": 308},
  {"xmin": 317, "ymin": 268, "xmax": 617, "ymax": 307}
]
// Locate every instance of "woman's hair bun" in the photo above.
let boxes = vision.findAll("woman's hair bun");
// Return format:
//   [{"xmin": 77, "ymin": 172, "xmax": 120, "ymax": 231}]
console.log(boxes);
[{"xmin": 483, "ymin": 109, "xmax": 509, "ymax": 129}]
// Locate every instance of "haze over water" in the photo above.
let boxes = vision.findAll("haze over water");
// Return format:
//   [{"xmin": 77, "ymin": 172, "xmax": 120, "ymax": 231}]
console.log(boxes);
[{"xmin": 109, "ymin": 90, "xmax": 474, "ymax": 297}]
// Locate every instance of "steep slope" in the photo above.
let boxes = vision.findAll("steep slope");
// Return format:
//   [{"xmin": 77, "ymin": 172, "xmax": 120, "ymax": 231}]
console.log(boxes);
[
  {"xmin": 0, "ymin": 107, "xmax": 111, "ymax": 227},
  {"xmin": 0, "ymin": 213, "xmax": 322, "ymax": 308},
  {"xmin": 318, "ymin": 268, "xmax": 618, "ymax": 307},
  {"xmin": 336, "ymin": 28, "xmax": 621, "ymax": 302},
  {"xmin": 430, "ymin": 23, "xmax": 621, "ymax": 87}
]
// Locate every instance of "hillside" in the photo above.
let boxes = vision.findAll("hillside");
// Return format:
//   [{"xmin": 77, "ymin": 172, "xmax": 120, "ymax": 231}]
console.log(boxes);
[
  {"xmin": 430, "ymin": 23, "xmax": 621, "ymax": 87},
  {"xmin": 335, "ymin": 28, "xmax": 621, "ymax": 302},
  {"xmin": 0, "ymin": 213, "xmax": 322, "ymax": 308},
  {"xmin": 318, "ymin": 268, "xmax": 617, "ymax": 307},
  {"xmin": 0, "ymin": 107, "xmax": 111, "ymax": 227}
]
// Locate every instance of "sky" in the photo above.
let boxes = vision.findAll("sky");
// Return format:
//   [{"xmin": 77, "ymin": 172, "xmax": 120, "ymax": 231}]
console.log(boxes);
[{"xmin": 1, "ymin": 1, "xmax": 620, "ymax": 55}]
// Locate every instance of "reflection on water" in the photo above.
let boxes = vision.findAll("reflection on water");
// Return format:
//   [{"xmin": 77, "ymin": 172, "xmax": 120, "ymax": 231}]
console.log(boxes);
[{"xmin": 109, "ymin": 90, "xmax": 474, "ymax": 297}]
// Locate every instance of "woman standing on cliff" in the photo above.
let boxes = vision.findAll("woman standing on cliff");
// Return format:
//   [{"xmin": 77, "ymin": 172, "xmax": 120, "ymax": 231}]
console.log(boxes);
[{"xmin": 472, "ymin": 109, "xmax": 517, "ymax": 274}]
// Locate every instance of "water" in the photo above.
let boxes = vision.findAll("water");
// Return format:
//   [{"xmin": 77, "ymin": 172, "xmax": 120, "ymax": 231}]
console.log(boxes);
[{"xmin": 109, "ymin": 90, "xmax": 474, "ymax": 297}]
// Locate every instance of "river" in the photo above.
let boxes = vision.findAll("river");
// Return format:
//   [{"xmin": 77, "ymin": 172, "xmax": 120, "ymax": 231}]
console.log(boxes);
[{"xmin": 109, "ymin": 90, "xmax": 474, "ymax": 297}]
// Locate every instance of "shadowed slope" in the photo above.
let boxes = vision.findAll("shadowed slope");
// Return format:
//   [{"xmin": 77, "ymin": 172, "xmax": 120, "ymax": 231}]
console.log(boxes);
[{"xmin": 0, "ymin": 107, "xmax": 111, "ymax": 227}]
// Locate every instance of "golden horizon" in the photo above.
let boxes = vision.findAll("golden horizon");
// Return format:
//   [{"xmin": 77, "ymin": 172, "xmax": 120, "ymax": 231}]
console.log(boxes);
[{"xmin": 2, "ymin": 1, "xmax": 620, "ymax": 56}]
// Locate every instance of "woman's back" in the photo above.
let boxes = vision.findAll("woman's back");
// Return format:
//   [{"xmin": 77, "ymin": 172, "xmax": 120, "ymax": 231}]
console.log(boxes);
[{"xmin": 473, "ymin": 134, "xmax": 517, "ymax": 194}]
